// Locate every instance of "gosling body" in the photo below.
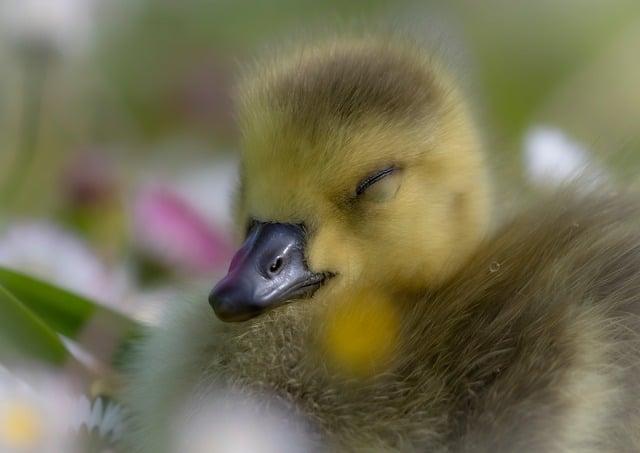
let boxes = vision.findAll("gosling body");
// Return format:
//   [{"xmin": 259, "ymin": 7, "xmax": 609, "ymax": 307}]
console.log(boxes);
[{"xmin": 125, "ymin": 36, "xmax": 640, "ymax": 452}]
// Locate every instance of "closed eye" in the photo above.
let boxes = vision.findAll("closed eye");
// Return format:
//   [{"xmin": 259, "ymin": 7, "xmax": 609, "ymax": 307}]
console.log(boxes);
[{"xmin": 356, "ymin": 166, "xmax": 398, "ymax": 196}]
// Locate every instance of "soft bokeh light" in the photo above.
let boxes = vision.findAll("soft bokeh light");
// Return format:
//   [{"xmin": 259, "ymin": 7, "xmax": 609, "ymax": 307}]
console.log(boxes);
[
  {"xmin": 173, "ymin": 392, "xmax": 313, "ymax": 453},
  {"xmin": 0, "ymin": 0, "xmax": 94, "ymax": 57},
  {"xmin": 523, "ymin": 126, "xmax": 611, "ymax": 188}
]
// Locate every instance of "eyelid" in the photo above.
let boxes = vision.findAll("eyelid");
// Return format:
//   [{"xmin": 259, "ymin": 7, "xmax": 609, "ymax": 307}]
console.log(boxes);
[{"xmin": 356, "ymin": 166, "xmax": 398, "ymax": 196}]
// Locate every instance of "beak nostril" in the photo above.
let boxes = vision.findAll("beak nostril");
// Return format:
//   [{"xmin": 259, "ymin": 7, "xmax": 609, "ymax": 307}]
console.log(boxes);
[{"xmin": 269, "ymin": 256, "xmax": 284, "ymax": 275}]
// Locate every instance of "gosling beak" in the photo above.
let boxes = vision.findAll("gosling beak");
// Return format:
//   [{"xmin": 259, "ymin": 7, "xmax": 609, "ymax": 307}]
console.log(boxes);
[{"xmin": 209, "ymin": 222, "xmax": 329, "ymax": 322}]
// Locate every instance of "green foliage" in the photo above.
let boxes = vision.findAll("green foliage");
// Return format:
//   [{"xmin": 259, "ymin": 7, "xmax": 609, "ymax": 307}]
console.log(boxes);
[
  {"xmin": 0, "ymin": 267, "xmax": 136, "ymax": 338},
  {"xmin": 0, "ymin": 266, "xmax": 140, "ymax": 369},
  {"xmin": 0, "ymin": 283, "xmax": 68, "ymax": 364}
]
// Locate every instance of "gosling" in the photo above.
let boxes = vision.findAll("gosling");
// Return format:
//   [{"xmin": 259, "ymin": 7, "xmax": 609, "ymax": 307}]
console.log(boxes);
[{"xmin": 125, "ymin": 36, "xmax": 640, "ymax": 452}]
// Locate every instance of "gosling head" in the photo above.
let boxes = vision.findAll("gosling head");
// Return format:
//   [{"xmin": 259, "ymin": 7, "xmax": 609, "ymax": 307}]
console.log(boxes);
[{"xmin": 210, "ymin": 37, "xmax": 491, "ymax": 322}]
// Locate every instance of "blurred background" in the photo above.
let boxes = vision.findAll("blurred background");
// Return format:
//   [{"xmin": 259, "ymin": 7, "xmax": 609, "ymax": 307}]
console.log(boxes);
[{"xmin": 0, "ymin": 0, "xmax": 639, "ymax": 450}]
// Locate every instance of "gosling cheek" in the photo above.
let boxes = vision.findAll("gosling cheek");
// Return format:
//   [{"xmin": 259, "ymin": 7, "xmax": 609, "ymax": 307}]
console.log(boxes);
[{"xmin": 307, "ymin": 227, "xmax": 362, "ymax": 280}]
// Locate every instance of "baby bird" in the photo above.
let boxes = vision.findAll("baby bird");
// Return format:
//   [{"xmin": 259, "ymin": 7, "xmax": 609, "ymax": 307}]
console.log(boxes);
[{"xmin": 125, "ymin": 36, "xmax": 640, "ymax": 452}]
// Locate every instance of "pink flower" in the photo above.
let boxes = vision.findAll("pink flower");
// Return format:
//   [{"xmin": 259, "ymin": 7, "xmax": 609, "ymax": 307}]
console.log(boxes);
[{"xmin": 133, "ymin": 187, "xmax": 233, "ymax": 275}]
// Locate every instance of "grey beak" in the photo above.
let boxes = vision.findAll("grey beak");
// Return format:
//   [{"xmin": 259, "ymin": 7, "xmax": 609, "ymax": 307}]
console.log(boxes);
[{"xmin": 209, "ymin": 222, "xmax": 329, "ymax": 322}]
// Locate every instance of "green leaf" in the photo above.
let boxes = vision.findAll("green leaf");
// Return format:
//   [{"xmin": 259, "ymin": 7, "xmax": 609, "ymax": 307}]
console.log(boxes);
[
  {"xmin": 0, "ymin": 284, "xmax": 68, "ymax": 364},
  {"xmin": 0, "ymin": 266, "xmax": 139, "ymax": 338},
  {"xmin": 0, "ymin": 267, "xmax": 141, "ymax": 366}
]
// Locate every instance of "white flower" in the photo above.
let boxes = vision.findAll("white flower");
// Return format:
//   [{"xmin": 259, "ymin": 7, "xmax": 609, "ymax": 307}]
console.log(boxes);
[
  {"xmin": 0, "ymin": 221, "xmax": 128, "ymax": 306},
  {"xmin": 0, "ymin": 365, "xmax": 127, "ymax": 452},
  {"xmin": 71, "ymin": 395, "xmax": 125, "ymax": 443},
  {"xmin": 0, "ymin": 0, "xmax": 94, "ymax": 57},
  {"xmin": 523, "ymin": 125, "xmax": 609, "ymax": 188},
  {"xmin": 174, "ymin": 391, "xmax": 313, "ymax": 453},
  {"xmin": 0, "ymin": 365, "xmax": 76, "ymax": 452}
]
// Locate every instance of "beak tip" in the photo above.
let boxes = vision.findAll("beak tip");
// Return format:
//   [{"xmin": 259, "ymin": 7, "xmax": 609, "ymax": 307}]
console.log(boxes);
[
  {"xmin": 209, "ymin": 288, "xmax": 259, "ymax": 322},
  {"xmin": 209, "ymin": 290, "xmax": 231, "ymax": 321},
  {"xmin": 207, "ymin": 290, "xmax": 218, "ymax": 311}
]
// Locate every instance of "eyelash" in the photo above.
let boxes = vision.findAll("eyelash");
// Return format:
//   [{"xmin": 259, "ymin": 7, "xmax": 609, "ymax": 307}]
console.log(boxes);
[{"xmin": 355, "ymin": 166, "xmax": 397, "ymax": 196}]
